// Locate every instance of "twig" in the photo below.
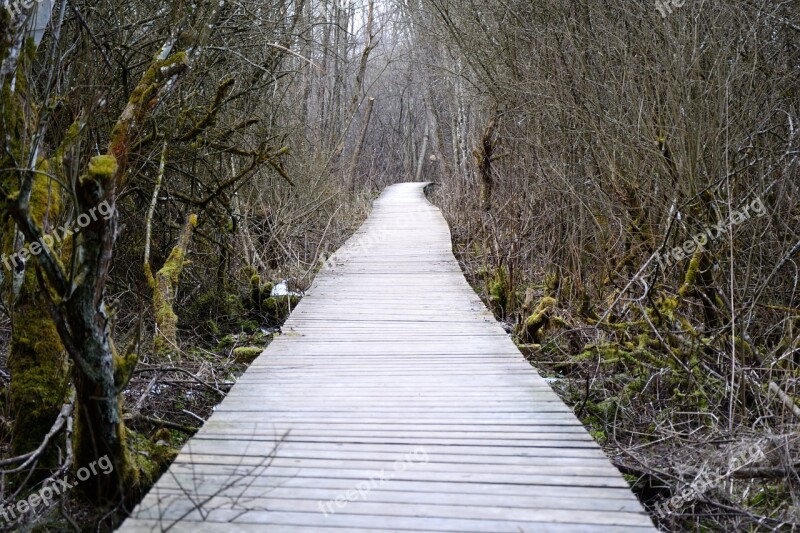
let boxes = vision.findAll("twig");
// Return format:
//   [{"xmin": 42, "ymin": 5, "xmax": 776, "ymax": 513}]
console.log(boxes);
[{"xmin": 181, "ymin": 409, "xmax": 205, "ymax": 424}]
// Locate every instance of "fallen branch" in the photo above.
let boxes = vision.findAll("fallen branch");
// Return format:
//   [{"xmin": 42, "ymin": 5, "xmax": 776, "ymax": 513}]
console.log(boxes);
[
  {"xmin": 731, "ymin": 462, "xmax": 800, "ymax": 479},
  {"xmin": 768, "ymin": 381, "xmax": 800, "ymax": 418},
  {"xmin": 133, "ymin": 366, "xmax": 227, "ymax": 396},
  {"xmin": 124, "ymin": 414, "xmax": 198, "ymax": 435}
]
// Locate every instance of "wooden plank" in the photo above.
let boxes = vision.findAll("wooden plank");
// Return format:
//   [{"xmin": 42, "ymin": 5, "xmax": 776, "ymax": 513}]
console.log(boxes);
[
  {"xmin": 123, "ymin": 508, "xmax": 656, "ymax": 532},
  {"xmin": 169, "ymin": 445, "xmax": 612, "ymax": 463},
  {"xmin": 124, "ymin": 486, "xmax": 647, "ymax": 512},
  {"xmin": 118, "ymin": 183, "xmax": 653, "ymax": 531},
  {"xmin": 143, "ymin": 474, "xmax": 642, "ymax": 501},
  {"xmin": 126, "ymin": 497, "xmax": 654, "ymax": 527}
]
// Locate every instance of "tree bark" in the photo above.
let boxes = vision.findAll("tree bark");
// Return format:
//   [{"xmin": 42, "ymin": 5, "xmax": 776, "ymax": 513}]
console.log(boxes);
[
  {"xmin": 348, "ymin": 97, "xmax": 375, "ymax": 192},
  {"xmin": 0, "ymin": 3, "xmax": 68, "ymax": 478},
  {"xmin": 415, "ymin": 117, "xmax": 430, "ymax": 182},
  {"xmin": 1, "ymin": 0, "xmax": 227, "ymax": 503},
  {"xmin": 473, "ymin": 113, "xmax": 497, "ymax": 211},
  {"xmin": 146, "ymin": 215, "xmax": 198, "ymax": 355}
]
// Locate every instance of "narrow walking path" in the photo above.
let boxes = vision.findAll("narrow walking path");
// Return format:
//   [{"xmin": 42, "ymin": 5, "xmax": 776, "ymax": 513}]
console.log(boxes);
[{"xmin": 119, "ymin": 183, "xmax": 655, "ymax": 532}]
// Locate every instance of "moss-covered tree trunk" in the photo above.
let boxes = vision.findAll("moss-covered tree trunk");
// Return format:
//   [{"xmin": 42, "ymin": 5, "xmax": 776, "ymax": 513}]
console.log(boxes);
[
  {"xmin": 1, "ymin": 0, "xmax": 228, "ymax": 504},
  {"xmin": 45, "ymin": 154, "xmax": 139, "ymax": 501},
  {"xmin": 1, "ymin": 18, "xmax": 134, "ymax": 500},
  {"xmin": 4, "ymin": 180, "xmax": 68, "ymax": 470},
  {"xmin": 0, "ymin": 25, "xmax": 68, "ymax": 473},
  {"xmin": 146, "ymin": 214, "xmax": 197, "ymax": 354}
]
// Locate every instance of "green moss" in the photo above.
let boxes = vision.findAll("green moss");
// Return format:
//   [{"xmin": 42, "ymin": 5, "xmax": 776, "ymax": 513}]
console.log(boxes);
[
  {"xmin": 205, "ymin": 320, "xmax": 221, "ymax": 336},
  {"xmin": 53, "ymin": 121, "xmax": 82, "ymax": 171},
  {"xmin": 620, "ymin": 374, "xmax": 649, "ymax": 402},
  {"xmin": 152, "ymin": 217, "xmax": 195, "ymax": 354},
  {"xmin": 487, "ymin": 266, "xmax": 512, "ymax": 316},
  {"xmin": 544, "ymin": 270, "xmax": 560, "ymax": 297},
  {"xmin": 159, "ymin": 242, "xmax": 191, "ymax": 285},
  {"xmin": 678, "ymin": 315, "xmax": 698, "ymax": 337},
  {"xmin": 152, "ymin": 428, "xmax": 172, "ymax": 445},
  {"xmin": 6, "ymin": 171, "xmax": 68, "ymax": 470},
  {"xmin": 8, "ymin": 314, "xmax": 68, "ymax": 457},
  {"xmin": 589, "ymin": 396, "xmax": 619, "ymax": 419},
  {"xmin": 260, "ymin": 282, "xmax": 274, "ymax": 299},
  {"xmin": 263, "ymin": 295, "xmax": 300, "ymax": 326},
  {"xmin": 263, "ymin": 297, "xmax": 277, "ymax": 314},
  {"xmin": 188, "ymin": 289, "xmax": 245, "ymax": 327},
  {"xmin": 241, "ymin": 319, "xmax": 259, "ymax": 333},
  {"xmin": 250, "ymin": 329, "xmax": 271, "ymax": 344},
  {"xmin": 647, "ymin": 295, "xmax": 679, "ymax": 325},
  {"xmin": 0, "ymin": 65, "xmax": 26, "ymax": 178},
  {"xmin": 249, "ymin": 274, "xmax": 261, "ymax": 310},
  {"xmin": 637, "ymin": 333, "xmax": 660, "ymax": 350},
  {"xmin": 233, "ymin": 346, "xmax": 263, "ymax": 364},
  {"xmin": 217, "ymin": 334, "xmax": 237, "ymax": 349},
  {"xmin": 732, "ymin": 336, "xmax": 754, "ymax": 358},
  {"xmin": 128, "ymin": 429, "xmax": 178, "ymax": 489},
  {"xmin": 87, "ymin": 155, "xmax": 118, "ymax": 178},
  {"xmin": 110, "ymin": 51, "xmax": 188, "ymax": 165},
  {"xmin": 679, "ymin": 250, "xmax": 702, "ymax": 297},
  {"xmin": 519, "ymin": 296, "xmax": 557, "ymax": 343},
  {"xmin": 113, "ymin": 348, "xmax": 138, "ymax": 391},
  {"xmin": 589, "ymin": 428, "xmax": 607, "ymax": 445}
]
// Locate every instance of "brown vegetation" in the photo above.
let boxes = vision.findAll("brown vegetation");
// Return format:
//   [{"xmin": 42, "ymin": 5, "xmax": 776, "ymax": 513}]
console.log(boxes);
[
  {"xmin": 414, "ymin": 0, "xmax": 800, "ymax": 529},
  {"xmin": 1, "ymin": 0, "xmax": 376, "ymax": 528}
]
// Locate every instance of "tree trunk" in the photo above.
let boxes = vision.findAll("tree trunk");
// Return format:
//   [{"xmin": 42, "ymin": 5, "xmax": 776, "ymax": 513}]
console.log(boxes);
[
  {"xmin": 474, "ymin": 113, "xmax": 497, "ymax": 211},
  {"xmin": 146, "ymin": 215, "xmax": 198, "ymax": 355},
  {"xmin": 415, "ymin": 118, "xmax": 430, "ymax": 182},
  {"xmin": 6, "ymin": 203, "xmax": 68, "ymax": 474},
  {"xmin": 348, "ymin": 97, "xmax": 375, "ymax": 192},
  {"xmin": 0, "ymin": 9, "xmax": 68, "ymax": 476},
  {"xmin": 2, "ymin": 1, "xmax": 227, "ymax": 504},
  {"xmin": 452, "ymin": 59, "xmax": 470, "ymax": 188},
  {"xmin": 424, "ymin": 88, "xmax": 449, "ymax": 178},
  {"xmin": 319, "ymin": 0, "xmax": 331, "ymax": 148}
]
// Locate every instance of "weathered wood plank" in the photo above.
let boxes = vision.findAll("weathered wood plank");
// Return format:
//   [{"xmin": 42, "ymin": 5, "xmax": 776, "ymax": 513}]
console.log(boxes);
[{"xmin": 118, "ymin": 183, "xmax": 653, "ymax": 532}]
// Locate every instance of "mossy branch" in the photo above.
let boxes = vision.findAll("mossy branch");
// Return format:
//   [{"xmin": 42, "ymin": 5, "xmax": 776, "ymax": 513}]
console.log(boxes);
[
  {"xmin": 144, "ymin": 140, "xmax": 168, "ymax": 287},
  {"xmin": 152, "ymin": 214, "xmax": 198, "ymax": 354},
  {"xmin": 110, "ymin": 52, "xmax": 189, "ymax": 179},
  {"xmin": 176, "ymin": 77, "xmax": 235, "ymax": 142}
]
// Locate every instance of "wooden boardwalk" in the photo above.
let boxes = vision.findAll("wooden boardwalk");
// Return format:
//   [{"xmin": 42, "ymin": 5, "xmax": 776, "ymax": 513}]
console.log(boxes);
[{"xmin": 120, "ymin": 183, "xmax": 655, "ymax": 532}]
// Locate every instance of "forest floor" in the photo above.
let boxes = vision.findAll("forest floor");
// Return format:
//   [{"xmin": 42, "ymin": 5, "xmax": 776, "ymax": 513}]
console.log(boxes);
[{"xmin": 0, "ymin": 319, "xmax": 277, "ymax": 530}]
